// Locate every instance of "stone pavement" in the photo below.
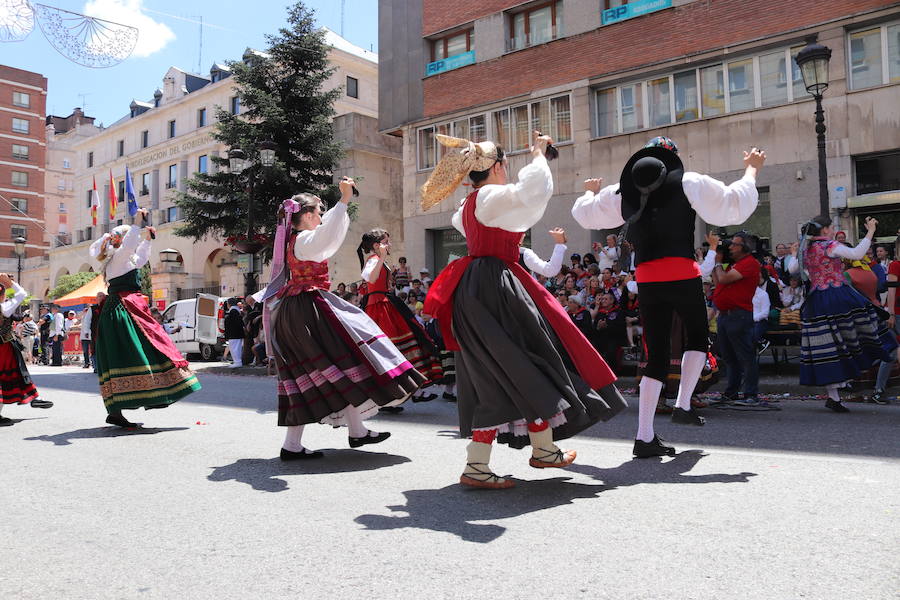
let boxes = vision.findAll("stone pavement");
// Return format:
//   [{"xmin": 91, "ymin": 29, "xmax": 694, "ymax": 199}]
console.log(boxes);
[{"xmin": 3, "ymin": 365, "xmax": 898, "ymax": 599}]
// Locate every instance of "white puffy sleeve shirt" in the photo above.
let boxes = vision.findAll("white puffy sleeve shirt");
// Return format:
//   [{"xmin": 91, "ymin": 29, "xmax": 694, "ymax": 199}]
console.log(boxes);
[
  {"xmin": 452, "ymin": 154, "xmax": 554, "ymax": 237},
  {"xmin": 571, "ymin": 173, "xmax": 759, "ymax": 230},
  {"xmin": 92, "ymin": 226, "xmax": 152, "ymax": 280},
  {"xmin": 293, "ymin": 203, "xmax": 349, "ymax": 262},
  {"xmin": 1, "ymin": 282, "xmax": 27, "ymax": 318},
  {"xmin": 520, "ymin": 243, "xmax": 566, "ymax": 277},
  {"xmin": 785, "ymin": 238, "xmax": 872, "ymax": 274}
]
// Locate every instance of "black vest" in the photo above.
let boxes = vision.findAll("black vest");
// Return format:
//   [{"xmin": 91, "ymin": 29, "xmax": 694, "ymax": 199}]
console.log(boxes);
[{"xmin": 622, "ymin": 171, "xmax": 695, "ymax": 266}]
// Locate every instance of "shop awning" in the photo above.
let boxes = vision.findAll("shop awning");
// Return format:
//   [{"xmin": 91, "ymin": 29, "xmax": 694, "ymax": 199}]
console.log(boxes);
[{"xmin": 54, "ymin": 275, "xmax": 107, "ymax": 311}]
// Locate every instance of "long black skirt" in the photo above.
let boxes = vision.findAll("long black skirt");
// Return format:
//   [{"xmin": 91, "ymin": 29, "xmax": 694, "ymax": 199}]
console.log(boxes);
[{"xmin": 452, "ymin": 257, "xmax": 626, "ymax": 449}]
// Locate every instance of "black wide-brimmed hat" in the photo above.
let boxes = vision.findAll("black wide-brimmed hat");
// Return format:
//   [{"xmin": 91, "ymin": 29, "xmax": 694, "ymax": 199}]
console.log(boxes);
[{"xmin": 618, "ymin": 145, "xmax": 684, "ymax": 206}]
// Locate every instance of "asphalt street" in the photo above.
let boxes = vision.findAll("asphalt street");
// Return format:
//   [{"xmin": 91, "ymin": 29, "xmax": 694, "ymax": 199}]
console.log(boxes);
[{"xmin": 3, "ymin": 365, "xmax": 899, "ymax": 599}]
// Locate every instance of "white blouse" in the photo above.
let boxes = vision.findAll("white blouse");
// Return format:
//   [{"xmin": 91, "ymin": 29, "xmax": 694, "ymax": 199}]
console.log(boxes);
[
  {"xmin": 89, "ymin": 226, "xmax": 152, "ymax": 280},
  {"xmin": 361, "ymin": 256, "xmax": 382, "ymax": 282},
  {"xmin": 451, "ymin": 154, "xmax": 554, "ymax": 236},
  {"xmin": 521, "ymin": 243, "xmax": 566, "ymax": 277},
  {"xmin": 785, "ymin": 237, "xmax": 872, "ymax": 274},
  {"xmin": 293, "ymin": 203, "xmax": 349, "ymax": 263},
  {"xmin": 571, "ymin": 172, "xmax": 759, "ymax": 230},
  {"xmin": 1, "ymin": 282, "xmax": 27, "ymax": 318}
]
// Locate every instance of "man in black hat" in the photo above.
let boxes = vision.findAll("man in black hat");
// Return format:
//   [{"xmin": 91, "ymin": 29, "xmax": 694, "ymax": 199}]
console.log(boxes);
[{"xmin": 572, "ymin": 136, "xmax": 766, "ymax": 457}]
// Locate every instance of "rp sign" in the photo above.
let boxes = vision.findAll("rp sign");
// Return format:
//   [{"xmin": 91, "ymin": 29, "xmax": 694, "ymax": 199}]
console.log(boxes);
[{"xmin": 602, "ymin": 0, "xmax": 672, "ymax": 26}]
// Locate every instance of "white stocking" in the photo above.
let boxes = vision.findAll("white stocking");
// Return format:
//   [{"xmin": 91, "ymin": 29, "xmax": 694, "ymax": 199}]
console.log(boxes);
[
  {"xmin": 675, "ymin": 351, "xmax": 706, "ymax": 411},
  {"xmin": 0, "ymin": 404, "xmax": 4, "ymax": 416},
  {"xmin": 344, "ymin": 404, "xmax": 369, "ymax": 438},
  {"xmin": 282, "ymin": 425, "xmax": 305, "ymax": 452},
  {"xmin": 637, "ymin": 377, "xmax": 664, "ymax": 443},
  {"xmin": 826, "ymin": 384, "xmax": 842, "ymax": 403}
]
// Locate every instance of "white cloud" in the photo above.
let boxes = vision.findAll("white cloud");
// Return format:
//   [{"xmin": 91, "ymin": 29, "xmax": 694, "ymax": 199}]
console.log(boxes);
[{"xmin": 83, "ymin": 0, "xmax": 175, "ymax": 58}]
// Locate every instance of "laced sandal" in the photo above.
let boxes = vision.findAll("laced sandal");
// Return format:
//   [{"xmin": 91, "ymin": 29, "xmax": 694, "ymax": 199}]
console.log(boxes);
[
  {"xmin": 529, "ymin": 447, "xmax": 576, "ymax": 469},
  {"xmin": 459, "ymin": 462, "xmax": 515, "ymax": 489}
]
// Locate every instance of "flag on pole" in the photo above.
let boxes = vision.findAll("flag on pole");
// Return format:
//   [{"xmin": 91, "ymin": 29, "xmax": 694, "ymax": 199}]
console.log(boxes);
[
  {"xmin": 91, "ymin": 176, "xmax": 99, "ymax": 226},
  {"xmin": 108, "ymin": 169, "xmax": 117, "ymax": 221},
  {"xmin": 124, "ymin": 166, "xmax": 138, "ymax": 216}
]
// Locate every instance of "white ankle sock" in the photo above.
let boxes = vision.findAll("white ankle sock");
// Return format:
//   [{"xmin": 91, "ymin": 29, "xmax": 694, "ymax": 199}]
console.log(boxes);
[
  {"xmin": 826, "ymin": 384, "xmax": 842, "ymax": 403},
  {"xmin": 675, "ymin": 351, "xmax": 706, "ymax": 411},
  {"xmin": 0, "ymin": 404, "xmax": 4, "ymax": 416},
  {"xmin": 345, "ymin": 405, "xmax": 369, "ymax": 438},
  {"xmin": 282, "ymin": 425, "xmax": 305, "ymax": 452},
  {"xmin": 637, "ymin": 377, "xmax": 663, "ymax": 443}
]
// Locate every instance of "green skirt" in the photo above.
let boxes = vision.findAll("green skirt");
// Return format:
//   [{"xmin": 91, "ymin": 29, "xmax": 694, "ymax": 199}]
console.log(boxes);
[{"xmin": 96, "ymin": 294, "xmax": 201, "ymax": 412}]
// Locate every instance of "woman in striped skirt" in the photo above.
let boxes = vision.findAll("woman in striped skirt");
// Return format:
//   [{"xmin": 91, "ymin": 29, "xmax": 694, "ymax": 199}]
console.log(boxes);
[{"xmin": 788, "ymin": 214, "xmax": 897, "ymax": 412}]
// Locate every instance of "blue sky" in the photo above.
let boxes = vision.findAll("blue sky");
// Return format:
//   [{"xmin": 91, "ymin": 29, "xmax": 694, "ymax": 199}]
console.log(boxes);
[{"xmin": 1, "ymin": 0, "xmax": 379, "ymax": 125}]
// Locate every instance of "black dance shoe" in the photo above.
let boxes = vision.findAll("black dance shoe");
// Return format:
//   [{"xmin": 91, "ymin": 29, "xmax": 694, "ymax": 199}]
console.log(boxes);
[
  {"xmin": 380, "ymin": 406, "xmax": 404, "ymax": 414},
  {"xmin": 633, "ymin": 435, "xmax": 676, "ymax": 458},
  {"xmin": 105, "ymin": 413, "xmax": 141, "ymax": 428},
  {"xmin": 349, "ymin": 430, "xmax": 391, "ymax": 448},
  {"xmin": 442, "ymin": 392, "xmax": 457, "ymax": 402},
  {"xmin": 30, "ymin": 398, "xmax": 53, "ymax": 409},
  {"xmin": 145, "ymin": 404, "xmax": 170, "ymax": 410},
  {"xmin": 825, "ymin": 399, "xmax": 850, "ymax": 413},
  {"xmin": 280, "ymin": 447, "xmax": 324, "ymax": 461},
  {"xmin": 0, "ymin": 416, "xmax": 13, "ymax": 427},
  {"xmin": 671, "ymin": 407, "xmax": 705, "ymax": 426},
  {"xmin": 412, "ymin": 393, "xmax": 438, "ymax": 403}
]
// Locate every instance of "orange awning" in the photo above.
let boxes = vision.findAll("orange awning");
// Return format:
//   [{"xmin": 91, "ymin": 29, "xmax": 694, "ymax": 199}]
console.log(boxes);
[{"xmin": 55, "ymin": 275, "xmax": 107, "ymax": 307}]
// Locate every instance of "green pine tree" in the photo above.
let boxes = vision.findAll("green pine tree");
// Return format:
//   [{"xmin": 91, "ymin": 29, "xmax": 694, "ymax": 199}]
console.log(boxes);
[{"xmin": 175, "ymin": 1, "xmax": 344, "ymax": 252}]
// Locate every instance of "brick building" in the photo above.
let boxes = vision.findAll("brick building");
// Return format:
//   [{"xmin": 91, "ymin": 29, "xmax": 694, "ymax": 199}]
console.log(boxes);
[
  {"xmin": 0, "ymin": 65, "xmax": 48, "ymax": 283},
  {"xmin": 379, "ymin": 0, "xmax": 900, "ymax": 272}
]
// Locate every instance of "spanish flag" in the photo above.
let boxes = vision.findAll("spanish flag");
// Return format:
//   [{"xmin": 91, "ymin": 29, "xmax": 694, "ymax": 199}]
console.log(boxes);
[
  {"xmin": 108, "ymin": 169, "xmax": 117, "ymax": 221},
  {"xmin": 91, "ymin": 175, "xmax": 99, "ymax": 226}
]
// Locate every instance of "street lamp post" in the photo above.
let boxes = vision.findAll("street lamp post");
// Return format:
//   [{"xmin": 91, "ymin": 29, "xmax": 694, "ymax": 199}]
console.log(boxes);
[
  {"xmin": 13, "ymin": 235, "xmax": 26, "ymax": 282},
  {"xmin": 795, "ymin": 39, "xmax": 833, "ymax": 217},
  {"xmin": 229, "ymin": 143, "xmax": 277, "ymax": 298}
]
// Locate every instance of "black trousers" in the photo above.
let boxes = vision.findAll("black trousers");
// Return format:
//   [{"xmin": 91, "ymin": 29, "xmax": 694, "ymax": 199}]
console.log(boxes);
[{"xmin": 638, "ymin": 277, "xmax": 709, "ymax": 382}]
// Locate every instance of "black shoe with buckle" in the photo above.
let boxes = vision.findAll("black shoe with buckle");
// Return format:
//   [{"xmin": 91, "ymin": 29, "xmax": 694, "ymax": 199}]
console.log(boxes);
[
  {"xmin": 633, "ymin": 435, "xmax": 676, "ymax": 458},
  {"xmin": 671, "ymin": 407, "xmax": 705, "ymax": 426},
  {"xmin": 30, "ymin": 398, "xmax": 53, "ymax": 409},
  {"xmin": 349, "ymin": 430, "xmax": 390, "ymax": 448},
  {"xmin": 280, "ymin": 447, "xmax": 324, "ymax": 461},
  {"xmin": 825, "ymin": 398, "xmax": 850, "ymax": 413}
]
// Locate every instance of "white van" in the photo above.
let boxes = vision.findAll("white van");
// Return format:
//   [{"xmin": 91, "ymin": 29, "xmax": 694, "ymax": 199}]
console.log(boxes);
[{"xmin": 161, "ymin": 293, "xmax": 226, "ymax": 361}]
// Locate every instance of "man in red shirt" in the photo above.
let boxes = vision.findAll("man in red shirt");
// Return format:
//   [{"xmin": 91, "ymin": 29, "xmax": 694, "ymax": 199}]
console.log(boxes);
[{"xmin": 712, "ymin": 232, "xmax": 762, "ymax": 405}]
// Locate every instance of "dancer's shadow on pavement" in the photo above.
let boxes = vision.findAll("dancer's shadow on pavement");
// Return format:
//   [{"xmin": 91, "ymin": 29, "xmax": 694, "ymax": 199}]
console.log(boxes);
[
  {"xmin": 208, "ymin": 450, "xmax": 411, "ymax": 493},
  {"xmin": 356, "ymin": 451, "xmax": 755, "ymax": 543},
  {"xmin": 24, "ymin": 426, "xmax": 190, "ymax": 446}
]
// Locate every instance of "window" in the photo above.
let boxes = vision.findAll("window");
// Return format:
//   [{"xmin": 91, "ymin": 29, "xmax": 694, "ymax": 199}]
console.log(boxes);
[
  {"xmin": 509, "ymin": 1, "xmax": 562, "ymax": 51},
  {"xmin": 346, "ymin": 76, "xmax": 359, "ymax": 99},
  {"xmin": 889, "ymin": 24, "xmax": 900, "ymax": 83},
  {"xmin": 141, "ymin": 130, "xmax": 149, "ymax": 148},
  {"xmin": 11, "ymin": 171, "xmax": 27, "ymax": 187},
  {"xmin": 417, "ymin": 127, "xmax": 436, "ymax": 170},
  {"xmin": 62, "ymin": 158, "xmax": 70, "ymax": 169},
  {"xmin": 57, "ymin": 178, "xmax": 65, "ymax": 190},
  {"xmin": 648, "ymin": 77, "xmax": 671, "ymax": 126},
  {"xmin": 511, "ymin": 104, "xmax": 530, "ymax": 151},
  {"xmin": 87, "ymin": 151, "xmax": 94, "ymax": 168},
  {"xmin": 11, "ymin": 225, "xmax": 26, "ymax": 239},
  {"xmin": 11, "ymin": 117, "xmax": 29, "ymax": 134},
  {"xmin": 117, "ymin": 180, "xmax": 125, "ymax": 202},
  {"xmin": 550, "ymin": 96, "xmax": 571, "ymax": 142},
  {"xmin": 760, "ymin": 51, "xmax": 788, "ymax": 107},
  {"xmin": 718, "ymin": 187, "xmax": 772, "ymax": 244},
  {"xmin": 167, "ymin": 164, "xmax": 177, "ymax": 188},
  {"xmin": 11, "ymin": 144, "xmax": 28, "ymax": 159},
  {"xmin": 595, "ymin": 88, "xmax": 617, "ymax": 137},
  {"xmin": 673, "ymin": 70, "xmax": 698, "ymax": 122},
  {"xmin": 620, "ymin": 83, "xmax": 643, "ymax": 132},
  {"xmin": 492, "ymin": 108, "xmax": 511, "ymax": 151},
  {"xmin": 197, "ymin": 107, "xmax": 207, "ymax": 127},
  {"xmin": 197, "ymin": 155, "xmax": 208, "ymax": 174},
  {"xmin": 855, "ymin": 151, "xmax": 900, "ymax": 195},
  {"xmin": 117, "ymin": 139, "xmax": 125, "ymax": 158},
  {"xmin": 167, "ymin": 206, "xmax": 179, "ymax": 222},
  {"xmin": 849, "ymin": 28, "xmax": 882, "ymax": 90},
  {"xmin": 86, "ymin": 190, "xmax": 92, "ymax": 208},
  {"xmin": 168, "ymin": 119, "xmax": 176, "ymax": 138},
  {"xmin": 700, "ymin": 64, "xmax": 725, "ymax": 117},
  {"xmin": 727, "ymin": 58, "xmax": 755, "ymax": 112},
  {"xmin": 230, "ymin": 96, "xmax": 240, "ymax": 115},
  {"xmin": 11, "ymin": 198, "xmax": 26, "ymax": 212},
  {"xmin": 12, "ymin": 91, "xmax": 29, "ymax": 108},
  {"xmin": 141, "ymin": 172, "xmax": 150, "ymax": 196},
  {"xmin": 432, "ymin": 29, "xmax": 473, "ymax": 61}
]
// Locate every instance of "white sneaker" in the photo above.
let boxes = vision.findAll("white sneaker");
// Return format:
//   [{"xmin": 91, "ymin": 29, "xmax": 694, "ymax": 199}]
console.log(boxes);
[{"xmin": 229, "ymin": 363, "xmax": 242, "ymax": 369}]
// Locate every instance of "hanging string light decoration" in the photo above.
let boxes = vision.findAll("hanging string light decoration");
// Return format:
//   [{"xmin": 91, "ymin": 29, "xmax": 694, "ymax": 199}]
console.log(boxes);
[
  {"xmin": 0, "ymin": 0, "xmax": 34, "ymax": 42},
  {"xmin": 0, "ymin": 1, "xmax": 138, "ymax": 68}
]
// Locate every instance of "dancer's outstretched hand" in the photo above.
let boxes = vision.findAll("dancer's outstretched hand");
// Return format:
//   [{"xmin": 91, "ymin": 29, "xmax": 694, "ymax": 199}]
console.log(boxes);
[
  {"xmin": 865, "ymin": 216, "xmax": 878, "ymax": 234},
  {"xmin": 743, "ymin": 147, "xmax": 766, "ymax": 169},
  {"xmin": 583, "ymin": 178, "xmax": 603, "ymax": 194},
  {"xmin": 549, "ymin": 227, "xmax": 567, "ymax": 244},
  {"xmin": 706, "ymin": 231, "xmax": 720, "ymax": 249},
  {"xmin": 339, "ymin": 177, "xmax": 356, "ymax": 203}
]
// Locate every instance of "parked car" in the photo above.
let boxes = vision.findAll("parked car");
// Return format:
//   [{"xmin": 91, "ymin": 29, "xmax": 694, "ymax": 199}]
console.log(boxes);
[{"xmin": 160, "ymin": 293, "xmax": 226, "ymax": 361}]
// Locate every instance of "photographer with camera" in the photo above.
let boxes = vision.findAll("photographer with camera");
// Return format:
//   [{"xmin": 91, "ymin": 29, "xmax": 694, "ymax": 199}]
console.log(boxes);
[{"xmin": 711, "ymin": 231, "xmax": 762, "ymax": 406}]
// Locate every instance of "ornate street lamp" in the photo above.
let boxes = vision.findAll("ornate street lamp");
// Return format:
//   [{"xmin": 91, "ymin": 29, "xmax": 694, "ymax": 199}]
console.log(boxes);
[
  {"xmin": 259, "ymin": 140, "xmax": 277, "ymax": 168},
  {"xmin": 227, "ymin": 147, "xmax": 248, "ymax": 174},
  {"xmin": 13, "ymin": 235, "xmax": 26, "ymax": 283},
  {"xmin": 159, "ymin": 248, "xmax": 180, "ymax": 264},
  {"xmin": 795, "ymin": 39, "xmax": 833, "ymax": 216}
]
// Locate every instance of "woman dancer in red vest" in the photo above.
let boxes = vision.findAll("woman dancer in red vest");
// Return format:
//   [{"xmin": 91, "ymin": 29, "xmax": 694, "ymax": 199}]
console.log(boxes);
[
  {"xmin": 422, "ymin": 131, "xmax": 626, "ymax": 489},
  {"xmin": 261, "ymin": 178, "xmax": 425, "ymax": 459}
]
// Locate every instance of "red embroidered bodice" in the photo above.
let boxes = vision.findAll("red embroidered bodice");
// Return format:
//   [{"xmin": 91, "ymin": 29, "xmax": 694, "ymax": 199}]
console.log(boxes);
[
  {"xmin": 279, "ymin": 232, "xmax": 331, "ymax": 296},
  {"xmin": 462, "ymin": 190, "xmax": 522, "ymax": 262},
  {"xmin": 365, "ymin": 256, "xmax": 390, "ymax": 305},
  {"xmin": 806, "ymin": 240, "xmax": 845, "ymax": 290}
]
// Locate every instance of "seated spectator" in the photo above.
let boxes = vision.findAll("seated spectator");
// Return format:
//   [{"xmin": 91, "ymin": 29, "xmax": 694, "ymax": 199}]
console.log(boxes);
[
  {"xmin": 418, "ymin": 268, "xmax": 432, "ymax": 289},
  {"xmin": 556, "ymin": 290, "xmax": 569, "ymax": 308},
  {"xmin": 600, "ymin": 268, "xmax": 615, "ymax": 291},
  {"xmin": 408, "ymin": 279, "xmax": 427, "ymax": 303},
  {"xmin": 572, "ymin": 264, "xmax": 590, "ymax": 289},
  {"xmin": 623, "ymin": 289, "xmax": 641, "ymax": 348},
  {"xmin": 582, "ymin": 277, "xmax": 602, "ymax": 310},
  {"xmin": 593, "ymin": 291, "xmax": 627, "ymax": 368},
  {"xmin": 567, "ymin": 296, "xmax": 594, "ymax": 341},
  {"xmin": 569, "ymin": 253, "xmax": 582, "ymax": 269},
  {"xmin": 583, "ymin": 252, "xmax": 597, "ymax": 268},
  {"xmin": 780, "ymin": 276, "xmax": 804, "ymax": 310}
]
